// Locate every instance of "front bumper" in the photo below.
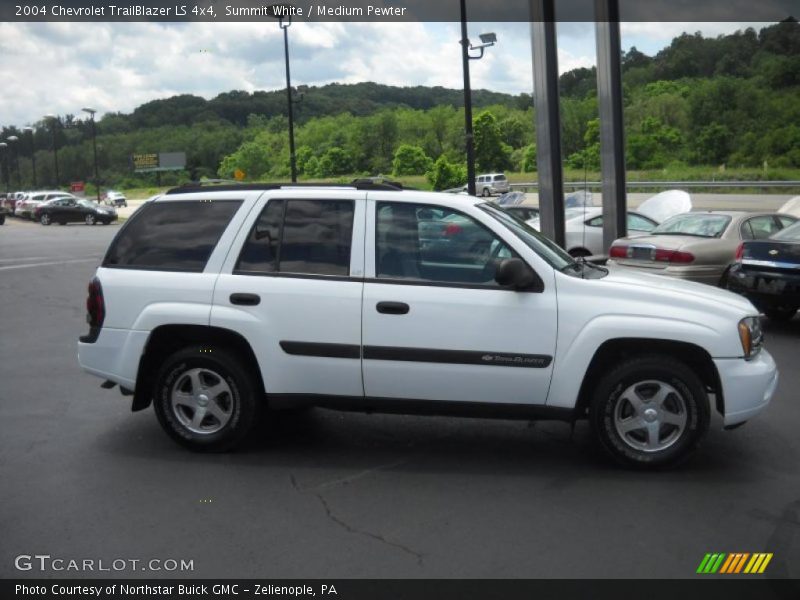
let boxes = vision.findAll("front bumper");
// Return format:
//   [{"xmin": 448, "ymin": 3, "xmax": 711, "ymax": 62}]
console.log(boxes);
[{"xmin": 714, "ymin": 349, "xmax": 778, "ymax": 427}]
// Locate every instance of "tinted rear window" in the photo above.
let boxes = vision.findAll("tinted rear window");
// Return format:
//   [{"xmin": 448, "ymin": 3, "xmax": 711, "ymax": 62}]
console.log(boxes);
[
  {"xmin": 235, "ymin": 199, "xmax": 355, "ymax": 276},
  {"xmin": 103, "ymin": 200, "xmax": 241, "ymax": 272}
]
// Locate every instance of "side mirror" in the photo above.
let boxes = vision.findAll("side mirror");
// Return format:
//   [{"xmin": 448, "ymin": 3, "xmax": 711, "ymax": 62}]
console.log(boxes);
[{"xmin": 495, "ymin": 258, "xmax": 539, "ymax": 291}]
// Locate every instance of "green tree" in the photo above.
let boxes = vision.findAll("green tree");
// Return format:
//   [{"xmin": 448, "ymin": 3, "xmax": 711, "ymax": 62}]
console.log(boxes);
[
  {"xmin": 392, "ymin": 144, "xmax": 433, "ymax": 176},
  {"xmin": 295, "ymin": 145, "xmax": 314, "ymax": 175},
  {"xmin": 473, "ymin": 111, "xmax": 512, "ymax": 172},
  {"xmin": 426, "ymin": 155, "xmax": 466, "ymax": 191},
  {"xmin": 693, "ymin": 123, "xmax": 732, "ymax": 165},
  {"xmin": 319, "ymin": 147, "xmax": 352, "ymax": 176},
  {"xmin": 521, "ymin": 144, "xmax": 537, "ymax": 172}
]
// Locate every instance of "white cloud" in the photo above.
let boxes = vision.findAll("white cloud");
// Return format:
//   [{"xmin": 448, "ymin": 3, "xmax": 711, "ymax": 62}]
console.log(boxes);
[{"xmin": 0, "ymin": 21, "xmax": 767, "ymax": 128}]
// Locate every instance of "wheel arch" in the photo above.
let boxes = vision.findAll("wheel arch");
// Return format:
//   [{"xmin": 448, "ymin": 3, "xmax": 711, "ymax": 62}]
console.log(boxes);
[
  {"xmin": 132, "ymin": 324, "xmax": 264, "ymax": 412},
  {"xmin": 573, "ymin": 338, "xmax": 724, "ymax": 419}
]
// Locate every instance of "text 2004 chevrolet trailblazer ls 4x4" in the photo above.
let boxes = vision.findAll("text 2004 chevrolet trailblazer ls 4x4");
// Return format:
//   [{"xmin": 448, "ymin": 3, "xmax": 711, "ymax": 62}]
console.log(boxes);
[{"xmin": 78, "ymin": 182, "xmax": 778, "ymax": 468}]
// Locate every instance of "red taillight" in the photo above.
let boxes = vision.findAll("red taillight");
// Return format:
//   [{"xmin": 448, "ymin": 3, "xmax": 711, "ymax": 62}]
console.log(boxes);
[
  {"xmin": 443, "ymin": 223, "xmax": 463, "ymax": 237},
  {"xmin": 609, "ymin": 245, "xmax": 627, "ymax": 258},
  {"xmin": 653, "ymin": 249, "xmax": 695, "ymax": 264},
  {"xmin": 734, "ymin": 242, "xmax": 744, "ymax": 262},
  {"xmin": 86, "ymin": 277, "xmax": 105, "ymax": 330}
]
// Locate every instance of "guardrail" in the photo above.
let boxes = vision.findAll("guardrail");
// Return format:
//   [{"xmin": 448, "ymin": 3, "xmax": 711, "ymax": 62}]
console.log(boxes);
[{"xmin": 509, "ymin": 180, "xmax": 800, "ymax": 192}]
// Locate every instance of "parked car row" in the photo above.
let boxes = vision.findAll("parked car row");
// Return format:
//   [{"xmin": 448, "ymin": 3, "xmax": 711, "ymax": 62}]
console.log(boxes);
[{"xmin": 0, "ymin": 189, "xmax": 119, "ymax": 225}]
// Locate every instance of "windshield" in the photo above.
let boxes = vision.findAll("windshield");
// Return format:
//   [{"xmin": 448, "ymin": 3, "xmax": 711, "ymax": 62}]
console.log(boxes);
[
  {"xmin": 773, "ymin": 220, "xmax": 800, "ymax": 242},
  {"xmin": 480, "ymin": 203, "xmax": 575, "ymax": 271},
  {"xmin": 652, "ymin": 213, "xmax": 731, "ymax": 238}
]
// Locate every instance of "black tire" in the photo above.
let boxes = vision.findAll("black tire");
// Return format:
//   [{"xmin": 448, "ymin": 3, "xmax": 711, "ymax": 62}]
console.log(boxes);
[
  {"xmin": 764, "ymin": 307, "xmax": 797, "ymax": 322},
  {"xmin": 85, "ymin": 214, "xmax": 96, "ymax": 226},
  {"xmin": 0, "ymin": 213, "xmax": 5, "ymax": 225},
  {"xmin": 589, "ymin": 355, "xmax": 710, "ymax": 469},
  {"xmin": 58, "ymin": 221, "xmax": 66, "ymax": 225},
  {"xmin": 153, "ymin": 346, "xmax": 261, "ymax": 452},
  {"xmin": 40, "ymin": 213, "xmax": 51, "ymax": 226},
  {"xmin": 482, "ymin": 188, "xmax": 490, "ymax": 197}
]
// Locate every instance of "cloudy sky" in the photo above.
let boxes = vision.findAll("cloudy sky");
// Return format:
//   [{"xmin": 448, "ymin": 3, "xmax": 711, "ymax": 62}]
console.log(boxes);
[{"xmin": 0, "ymin": 21, "xmax": 764, "ymax": 127}]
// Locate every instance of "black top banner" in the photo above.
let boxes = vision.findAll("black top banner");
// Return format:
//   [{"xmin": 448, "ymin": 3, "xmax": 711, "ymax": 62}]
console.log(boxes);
[{"xmin": 2, "ymin": 0, "xmax": 799, "ymax": 22}]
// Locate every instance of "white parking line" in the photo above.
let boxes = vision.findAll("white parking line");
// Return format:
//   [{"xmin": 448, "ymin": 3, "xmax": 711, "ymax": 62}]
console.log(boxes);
[
  {"xmin": 0, "ymin": 256, "xmax": 53, "ymax": 263},
  {"xmin": 0, "ymin": 258, "xmax": 100, "ymax": 271}
]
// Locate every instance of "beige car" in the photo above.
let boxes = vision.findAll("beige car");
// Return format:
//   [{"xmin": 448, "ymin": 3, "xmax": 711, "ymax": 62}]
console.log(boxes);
[{"xmin": 608, "ymin": 211, "xmax": 797, "ymax": 286}]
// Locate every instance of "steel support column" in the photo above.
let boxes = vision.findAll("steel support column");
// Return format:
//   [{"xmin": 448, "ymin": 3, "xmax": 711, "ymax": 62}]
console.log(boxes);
[
  {"xmin": 530, "ymin": 0, "xmax": 565, "ymax": 247},
  {"xmin": 595, "ymin": 0, "xmax": 627, "ymax": 250}
]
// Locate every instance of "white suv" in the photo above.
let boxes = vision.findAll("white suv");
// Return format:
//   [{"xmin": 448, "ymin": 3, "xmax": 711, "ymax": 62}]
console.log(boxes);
[{"xmin": 77, "ymin": 182, "xmax": 778, "ymax": 467}]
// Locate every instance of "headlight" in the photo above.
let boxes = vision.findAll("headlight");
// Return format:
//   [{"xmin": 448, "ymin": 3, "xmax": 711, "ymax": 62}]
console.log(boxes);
[{"xmin": 738, "ymin": 316, "xmax": 763, "ymax": 360}]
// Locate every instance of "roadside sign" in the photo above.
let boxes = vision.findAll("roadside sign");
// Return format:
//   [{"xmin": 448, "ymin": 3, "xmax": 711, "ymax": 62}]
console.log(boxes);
[{"xmin": 70, "ymin": 182, "xmax": 85, "ymax": 193}]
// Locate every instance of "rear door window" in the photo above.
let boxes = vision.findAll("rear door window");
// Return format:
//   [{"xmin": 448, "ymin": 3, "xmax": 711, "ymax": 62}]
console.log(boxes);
[
  {"xmin": 103, "ymin": 200, "xmax": 242, "ymax": 272},
  {"xmin": 236, "ymin": 199, "xmax": 355, "ymax": 276}
]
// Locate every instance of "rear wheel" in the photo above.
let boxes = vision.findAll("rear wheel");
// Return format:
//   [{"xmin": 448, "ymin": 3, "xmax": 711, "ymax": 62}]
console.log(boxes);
[
  {"xmin": 482, "ymin": 188, "xmax": 490, "ymax": 197},
  {"xmin": 590, "ymin": 355, "xmax": 710, "ymax": 468},
  {"xmin": 764, "ymin": 307, "xmax": 797, "ymax": 322},
  {"xmin": 153, "ymin": 346, "xmax": 260, "ymax": 452},
  {"xmin": 84, "ymin": 214, "xmax": 96, "ymax": 226},
  {"xmin": 40, "ymin": 213, "xmax": 51, "ymax": 226}
]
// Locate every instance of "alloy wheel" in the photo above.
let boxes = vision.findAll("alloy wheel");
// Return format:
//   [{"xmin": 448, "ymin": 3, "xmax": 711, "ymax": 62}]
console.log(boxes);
[
  {"xmin": 613, "ymin": 379, "xmax": 688, "ymax": 452},
  {"xmin": 170, "ymin": 368, "xmax": 234, "ymax": 435}
]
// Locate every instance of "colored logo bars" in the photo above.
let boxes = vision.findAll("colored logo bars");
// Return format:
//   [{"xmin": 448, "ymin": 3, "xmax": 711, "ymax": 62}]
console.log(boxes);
[{"xmin": 697, "ymin": 553, "xmax": 773, "ymax": 574}]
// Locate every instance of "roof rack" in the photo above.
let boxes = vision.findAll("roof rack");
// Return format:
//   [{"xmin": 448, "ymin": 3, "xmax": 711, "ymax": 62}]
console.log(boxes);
[{"xmin": 165, "ymin": 177, "xmax": 406, "ymax": 195}]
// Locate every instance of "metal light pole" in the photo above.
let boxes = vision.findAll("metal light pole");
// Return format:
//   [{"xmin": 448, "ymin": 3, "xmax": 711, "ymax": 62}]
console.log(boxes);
[
  {"xmin": 0, "ymin": 143, "xmax": 8, "ymax": 193},
  {"xmin": 459, "ymin": 0, "xmax": 496, "ymax": 196},
  {"xmin": 6, "ymin": 136, "xmax": 20, "ymax": 189},
  {"xmin": 23, "ymin": 127, "xmax": 36, "ymax": 188},
  {"xmin": 279, "ymin": 16, "xmax": 298, "ymax": 182},
  {"xmin": 82, "ymin": 108, "xmax": 100, "ymax": 201},
  {"xmin": 44, "ymin": 114, "xmax": 60, "ymax": 187}
]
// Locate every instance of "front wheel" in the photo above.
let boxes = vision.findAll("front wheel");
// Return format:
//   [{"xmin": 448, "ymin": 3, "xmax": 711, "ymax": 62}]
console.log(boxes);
[
  {"xmin": 40, "ymin": 213, "xmax": 51, "ymax": 226},
  {"xmin": 85, "ymin": 214, "xmax": 96, "ymax": 226},
  {"xmin": 589, "ymin": 355, "xmax": 710, "ymax": 468},
  {"xmin": 482, "ymin": 188, "xmax": 490, "ymax": 197},
  {"xmin": 153, "ymin": 346, "xmax": 261, "ymax": 452}
]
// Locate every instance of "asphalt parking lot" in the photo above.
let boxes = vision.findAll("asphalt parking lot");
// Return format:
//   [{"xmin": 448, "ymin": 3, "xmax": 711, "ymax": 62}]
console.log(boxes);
[{"xmin": 1, "ymin": 217, "xmax": 798, "ymax": 579}]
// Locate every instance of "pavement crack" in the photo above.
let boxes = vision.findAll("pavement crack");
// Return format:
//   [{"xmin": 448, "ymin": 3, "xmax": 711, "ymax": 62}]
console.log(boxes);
[
  {"xmin": 288, "ymin": 472, "xmax": 424, "ymax": 567},
  {"xmin": 312, "ymin": 489, "xmax": 425, "ymax": 566}
]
